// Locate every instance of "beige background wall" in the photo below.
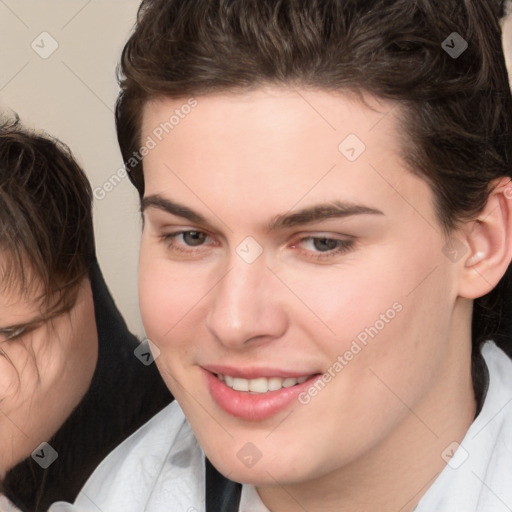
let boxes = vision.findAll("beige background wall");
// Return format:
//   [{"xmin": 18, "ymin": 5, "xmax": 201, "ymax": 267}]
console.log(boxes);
[
  {"xmin": 0, "ymin": 0, "xmax": 145, "ymax": 336},
  {"xmin": 1, "ymin": 1, "xmax": 512, "ymax": 339}
]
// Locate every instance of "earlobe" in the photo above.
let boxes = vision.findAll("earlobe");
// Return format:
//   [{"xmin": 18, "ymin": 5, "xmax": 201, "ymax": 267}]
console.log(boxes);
[{"xmin": 458, "ymin": 177, "xmax": 512, "ymax": 299}]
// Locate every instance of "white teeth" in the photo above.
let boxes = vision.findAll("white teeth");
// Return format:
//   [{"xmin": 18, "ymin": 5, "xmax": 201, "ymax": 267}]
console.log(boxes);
[
  {"xmin": 232, "ymin": 378, "xmax": 249, "ymax": 392},
  {"xmin": 248, "ymin": 378, "xmax": 268, "ymax": 393},
  {"xmin": 282, "ymin": 378, "xmax": 297, "ymax": 388},
  {"xmin": 218, "ymin": 374, "xmax": 310, "ymax": 393},
  {"xmin": 268, "ymin": 377, "xmax": 283, "ymax": 391}
]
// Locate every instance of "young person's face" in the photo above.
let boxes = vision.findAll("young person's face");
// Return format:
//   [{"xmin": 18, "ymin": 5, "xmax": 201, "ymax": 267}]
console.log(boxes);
[
  {"xmin": 0, "ymin": 276, "xmax": 98, "ymax": 476},
  {"xmin": 139, "ymin": 87, "xmax": 474, "ymax": 486}
]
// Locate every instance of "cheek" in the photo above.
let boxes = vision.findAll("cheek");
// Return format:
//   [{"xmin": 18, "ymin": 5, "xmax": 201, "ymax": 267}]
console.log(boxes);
[
  {"xmin": 276, "ymin": 254, "xmax": 405, "ymax": 343},
  {"xmin": 0, "ymin": 343, "xmax": 57, "ymax": 464},
  {"xmin": 0, "ymin": 353, "xmax": 23, "ymax": 400},
  {"xmin": 330, "ymin": 261, "xmax": 456, "ymax": 405},
  {"xmin": 138, "ymin": 248, "xmax": 207, "ymax": 343},
  {"xmin": 0, "ymin": 339, "xmax": 43, "ymax": 402},
  {"xmin": 284, "ymin": 239, "xmax": 454, "ymax": 362}
]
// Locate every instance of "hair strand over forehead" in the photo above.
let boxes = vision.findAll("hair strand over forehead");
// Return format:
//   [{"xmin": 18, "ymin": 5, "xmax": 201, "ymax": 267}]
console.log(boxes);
[{"xmin": 0, "ymin": 114, "xmax": 95, "ymax": 310}]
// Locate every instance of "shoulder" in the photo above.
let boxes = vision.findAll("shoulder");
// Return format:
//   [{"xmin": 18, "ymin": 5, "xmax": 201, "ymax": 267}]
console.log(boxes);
[
  {"xmin": 417, "ymin": 341, "xmax": 512, "ymax": 511},
  {"xmin": 70, "ymin": 401, "xmax": 200, "ymax": 511},
  {"xmin": 89, "ymin": 399, "xmax": 186, "ymax": 467},
  {"xmin": 478, "ymin": 341, "xmax": 512, "ymax": 446}
]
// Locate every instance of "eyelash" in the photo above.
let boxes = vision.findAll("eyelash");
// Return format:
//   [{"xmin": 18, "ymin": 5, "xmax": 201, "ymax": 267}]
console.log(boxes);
[
  {"xmin": 0, "ymin": 325, "xmax": 28, "ymax": 342},
  {"xmin": 160, "ymin": 231, "xmax": 217, "ymax": 254},
  {"xmin": 159, "ymin": 231, "xmax": 355, "ymax": 261},
  {"xmin": 292, "ymin": 236, "xmax": 355, "ymax": 261}
]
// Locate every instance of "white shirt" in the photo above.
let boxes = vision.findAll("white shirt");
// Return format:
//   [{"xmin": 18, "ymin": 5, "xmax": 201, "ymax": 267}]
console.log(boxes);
[
  {"xmin": 49, "ymin": 341, "xmax": 512, "ymax": 512},
  {"xmin": 0, "ymin": 495, "xmax": 22, "ymax": 512}
]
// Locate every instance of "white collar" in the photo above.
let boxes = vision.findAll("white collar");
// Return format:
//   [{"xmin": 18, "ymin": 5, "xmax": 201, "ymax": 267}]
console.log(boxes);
[{"xmin": 414, "ymin": 341, "xmax": 512, "ymax": 511}]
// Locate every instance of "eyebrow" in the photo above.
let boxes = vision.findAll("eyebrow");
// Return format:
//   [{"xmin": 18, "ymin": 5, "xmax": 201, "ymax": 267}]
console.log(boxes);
[
  {"xmin": 0, "ymin": 300, "xmax": 70, "ymax": 342},
  {"xmin": 141, "ymin": 194, "xmax": 384, "ymax": 231},
  {"xmin": 0, "ymin": 318, "xmax": 43, "ymax": 341},
  {"xmin": 269, "ymin": 202, "xmax": 384, "ymax": 230},
  {"xmin": 141, "ymin": 195, "xmax": 206, "ymax": 224}
]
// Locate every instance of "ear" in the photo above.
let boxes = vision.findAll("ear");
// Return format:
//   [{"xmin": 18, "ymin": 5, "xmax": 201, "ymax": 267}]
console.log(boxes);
[{"xmin": 457, "ymin": 177, "xmax": 512, "ymax": 299}]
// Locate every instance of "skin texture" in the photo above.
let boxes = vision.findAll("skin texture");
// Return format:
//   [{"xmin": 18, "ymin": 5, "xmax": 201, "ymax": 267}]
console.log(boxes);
[
  {"xmin": 138, "ymin": 87, "xmax": 512, "ymax": 511},
  {"xmin": 0, "ymin": 276, "xmax": 98, "ymax": 477}
]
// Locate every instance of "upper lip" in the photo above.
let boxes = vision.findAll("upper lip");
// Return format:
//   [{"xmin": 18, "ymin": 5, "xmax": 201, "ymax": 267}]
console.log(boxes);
[{"xmin": 202, "ymin": 365, "xmax": 319, "ymax": 379}]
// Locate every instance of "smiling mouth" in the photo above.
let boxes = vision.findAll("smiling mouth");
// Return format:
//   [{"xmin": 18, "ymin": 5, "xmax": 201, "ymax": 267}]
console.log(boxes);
[{"xmin": 216, "ymin": 373, "xmax": 317, "ymax": 393}]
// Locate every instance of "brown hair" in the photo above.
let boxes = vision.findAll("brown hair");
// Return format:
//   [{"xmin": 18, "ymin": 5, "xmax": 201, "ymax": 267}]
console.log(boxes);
[
  {"xmin": 115, "ymin": 0, "xmax": 512, "ymax": 352},
  {"xmin": 0, "ymin": 115, "xmax": 95, "ymax": 314}
]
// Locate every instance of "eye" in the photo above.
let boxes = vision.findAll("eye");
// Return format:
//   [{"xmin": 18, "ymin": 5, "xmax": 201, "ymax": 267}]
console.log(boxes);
[
  {"xmin": 291, "ymin": 235, "xmax": 355, "ymax": 260},
  {"xmin": 159, "ymin": 230, "xmax": 218, "ymax": 257},
  {"xmin": 0, "ymin": 325, "xmax": 27, "ymax": 342},
  {"xmin": 308, "ymin": 237, "xmax": 343, "ymax": 252},
  {"xmin": 161, "ymin": 230, "xmax": 209, "ymax": 246},
  {"xmin": 180, "ymin": 231, "xmax": 207, "ymax": 247}
]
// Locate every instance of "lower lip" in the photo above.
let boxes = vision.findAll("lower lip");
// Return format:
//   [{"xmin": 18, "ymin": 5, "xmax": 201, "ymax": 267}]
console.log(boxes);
[{"xmin": 205, "ymin": 371, "xmax": 320, "ymax": 421}]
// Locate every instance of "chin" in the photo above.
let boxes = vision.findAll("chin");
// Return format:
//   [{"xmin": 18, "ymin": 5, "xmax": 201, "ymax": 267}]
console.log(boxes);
[{"xmin": 207, "ymin": 448, "xmax": 308, "ymax": 486}]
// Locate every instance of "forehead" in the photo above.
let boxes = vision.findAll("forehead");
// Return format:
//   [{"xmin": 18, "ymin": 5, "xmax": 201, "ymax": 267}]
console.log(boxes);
[
  {"xmin": 140, "ymin": 87, "xmax": 432, "ymax": 225},
  {"xmin": 0, "ymin": 250, "xmax": 46, "ymax": 319}
]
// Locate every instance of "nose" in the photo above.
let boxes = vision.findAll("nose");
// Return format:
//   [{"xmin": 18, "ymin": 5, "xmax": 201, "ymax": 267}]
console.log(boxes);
[{"xmin": 205, "ymin": 255, "xmax": 288, "ymax": 349}]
